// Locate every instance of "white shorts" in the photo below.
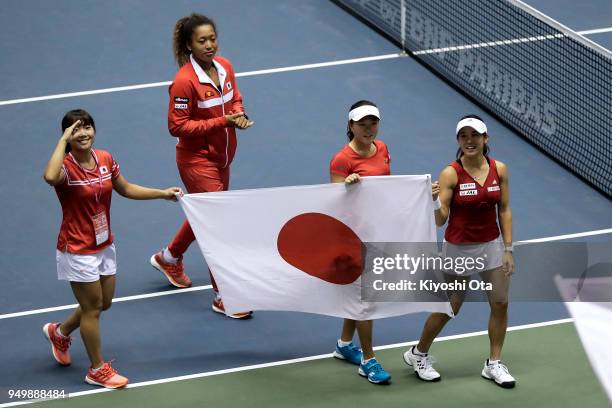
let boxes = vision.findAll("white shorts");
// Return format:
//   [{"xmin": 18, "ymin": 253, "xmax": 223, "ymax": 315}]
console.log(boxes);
[
  {"xmin": 442, "ymin": 235, "xmax": 504, "ymax": 276},
  {"xmin": 56, "ymin": 244, "xmax": 117, "ymax": 283}
]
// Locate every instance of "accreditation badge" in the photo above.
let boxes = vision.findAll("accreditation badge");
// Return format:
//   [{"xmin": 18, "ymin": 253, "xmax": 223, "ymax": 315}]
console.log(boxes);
[{"xmin": 92, "ymin": 211, "xmax": 109, "ymax": 245}]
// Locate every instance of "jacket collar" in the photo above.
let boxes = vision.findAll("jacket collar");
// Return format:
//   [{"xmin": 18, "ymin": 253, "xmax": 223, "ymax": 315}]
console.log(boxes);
[{"xmin": 190, "ymin": 54, "xmax": 227, "ymax": 92}]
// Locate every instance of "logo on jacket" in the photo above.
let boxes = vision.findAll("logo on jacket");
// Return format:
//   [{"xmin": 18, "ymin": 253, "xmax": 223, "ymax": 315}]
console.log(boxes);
[
  {"xmin": 205, "ymin": 91, "xmax": 214, "ymax": 98},
  {"xmin": 226, "ymin": 82, "xmax": 232, "ymax": 90},
  {"xmin": 174, "ymin": 97, "xmax": 189, "ymax": 103},
  {"xmin": 99, "ymin": 166, "xmax": 109, "ymax": 175}
]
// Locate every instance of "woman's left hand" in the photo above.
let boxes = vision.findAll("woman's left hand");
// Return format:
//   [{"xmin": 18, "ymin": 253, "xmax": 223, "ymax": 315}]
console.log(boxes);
[
  {"xmin": 502, "ymin": 251, "xmax": 514, "ymax": 276},
  {"xmin": 163, "ymin": 187, "xmax": 183, "ymax": 201}
]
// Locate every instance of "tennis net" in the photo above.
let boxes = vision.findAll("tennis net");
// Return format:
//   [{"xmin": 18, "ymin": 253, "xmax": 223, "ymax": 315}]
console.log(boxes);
[{"xmin": 334, "ymin": 0, "xmax": 612, "ymax": 196}]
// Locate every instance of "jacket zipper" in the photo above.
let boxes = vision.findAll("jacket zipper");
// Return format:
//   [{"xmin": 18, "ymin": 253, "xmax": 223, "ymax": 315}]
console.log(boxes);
[{"xmin": 217, "ymin": 82, "xmax": 230, "ymax": 169}]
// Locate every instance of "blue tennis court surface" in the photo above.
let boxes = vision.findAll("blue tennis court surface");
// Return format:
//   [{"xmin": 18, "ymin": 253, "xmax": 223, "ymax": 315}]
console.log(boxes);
[{"xmin": 0, "ymin": 0, "xmax": 610, "ymax": 405}]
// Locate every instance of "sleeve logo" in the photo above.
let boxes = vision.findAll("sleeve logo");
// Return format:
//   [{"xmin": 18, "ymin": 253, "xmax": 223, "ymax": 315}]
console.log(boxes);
[
  {"xmin": 227, "ymin": 82, "xmax": 232, "ymax": 90},
  {"xmin": 174, "ymin": 97, "xmax": 189, "ymax": 103}
]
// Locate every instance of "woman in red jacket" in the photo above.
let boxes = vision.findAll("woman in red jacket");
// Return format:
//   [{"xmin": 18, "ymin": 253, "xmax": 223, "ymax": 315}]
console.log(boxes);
[{"xmin": 150, "ymin": 13, "xmax": 253, "ymax": 319}]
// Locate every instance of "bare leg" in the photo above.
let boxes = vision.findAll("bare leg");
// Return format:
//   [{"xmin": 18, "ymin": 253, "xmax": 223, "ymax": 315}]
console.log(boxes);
[
  {"xmin": 340, "ymin": 319, "xmax": 356, "ymax": 342},
  {"xmin": 416, "ymin": 289, "xmax": 465, "ymax": 353},
  {"xmin": 69, "ymin": 276, "xmax": 116, "ymax": 368},
  {"xmin": 59, "ymin": 307, "xmax": 82, "ymax": 336},
  {"xmin": 355, "ymin": 320, "xmax": 374, "ymax": 360},
  {"xmin": 481, "ymin": 267, "xmax": 510, "ymax": 360}
]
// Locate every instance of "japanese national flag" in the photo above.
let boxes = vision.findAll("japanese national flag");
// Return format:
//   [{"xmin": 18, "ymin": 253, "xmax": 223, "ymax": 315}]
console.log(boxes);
[{"xmin": 179, "ymin": 175, "xmax": 452, "ymax": 319}]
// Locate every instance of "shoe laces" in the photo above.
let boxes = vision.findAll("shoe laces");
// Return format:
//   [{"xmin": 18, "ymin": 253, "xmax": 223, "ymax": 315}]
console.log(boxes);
[
  {"xmin": 365, "ymin": 360, "xmax": 385, "ymax": 374},
  {"xmin": 53, "ymin": 331, "xmax": 71, "ymax": 352},
  {"xmin": 346, "ymin": 343, "xmax": 361, "ymax": 353},
  {"xmin": 416, "ymin": 355, "xmax": 436, "ymax": 371},
  {"xmin": 490, "ymin": 362, "xmax": 510, "ymax": 376},
  {"xmin": 94, "ymin": 360, "xmax": 118, "ymax": 382},
  {"xmin": 166, "ymin": 261, "xmax": 184, "ymax": 277}
]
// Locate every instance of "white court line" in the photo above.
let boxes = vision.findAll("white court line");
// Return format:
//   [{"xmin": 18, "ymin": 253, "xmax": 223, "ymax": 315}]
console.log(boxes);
[
  {"xmin": 0, "ymin": 228, "xmax": 609, "ymax": 321},
  {"xmin": 0, "ymin": 285, "xmax": 212, "ymax": 320},
  {"xmin": 413, "ymin": 27, "xmax": 612, "ymax": 56},
  {"xmin": 0, "ymin": 54, "xmax": 401, "ymax": 106},
  {"xmin": 0, "ymin": 25, "xmax": 609, "ymax": 107},
  {"xmin": 518, "ymin": 228, "xmax": 612, "ymax": 244},
  {"xmin": 579, "ymin": 27, "xmax": 612, "ymax": 35},
  {"xmin": 0, "ymin": 318, "xmax": 573, "ymax": 407}
]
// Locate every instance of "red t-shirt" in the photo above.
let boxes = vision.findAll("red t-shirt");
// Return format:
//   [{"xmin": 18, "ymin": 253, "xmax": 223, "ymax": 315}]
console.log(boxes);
[
  {"xmin": 444, "ymin": 158, "xmax": 501, "ymax": 243},
  {"xmin": 329, "ymin": 140, "xmax": 391, "ymax": 177},
  {"xmin": 54, "ymin": 149, "xmax": 120, "ymax": 254}
]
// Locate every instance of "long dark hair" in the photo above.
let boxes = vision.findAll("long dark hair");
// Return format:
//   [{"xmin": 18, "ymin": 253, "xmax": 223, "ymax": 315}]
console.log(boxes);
[
  {"xmin": 173, "ymin": 13, "xmax": 217, "ymax": 67},
  {"xmin": 346, "ymin": 100, "xmax": 378, "ymax": 141},
  {"xmin": 456, "ymin": 114, "xmax": 490, "ymax": 160},
  {"xmin": 61, "ymin": 109, "xmax": 96, "ymax": 153}
]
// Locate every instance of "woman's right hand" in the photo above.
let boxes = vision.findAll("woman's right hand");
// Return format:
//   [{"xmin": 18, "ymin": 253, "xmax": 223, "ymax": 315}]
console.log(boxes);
[
  {"xmin": 61, "ymin": 120, "xmax": 81, "ymax": 143},
  {"xmin": 431, "ymin": 180, "xmax": 440, "ymax": 201},
  {"xmin": 345, "ymin": 173, "xmax": 361, "ymax": 184}
]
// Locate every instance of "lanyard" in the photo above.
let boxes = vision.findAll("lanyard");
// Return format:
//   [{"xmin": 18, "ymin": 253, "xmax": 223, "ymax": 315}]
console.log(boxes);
[{"xmin": 69, "ymin": 150, "xmax": 103, "ymax": 205}]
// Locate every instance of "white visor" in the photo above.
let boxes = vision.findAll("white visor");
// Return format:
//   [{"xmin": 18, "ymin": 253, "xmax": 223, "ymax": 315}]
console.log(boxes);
[
  {"xmin": 456, "ymin": 117, "xmax": 487, "ymax": 135},
  {"xmin": 349, "ymin": 105, "xmax": 380, "ymax": 121}
]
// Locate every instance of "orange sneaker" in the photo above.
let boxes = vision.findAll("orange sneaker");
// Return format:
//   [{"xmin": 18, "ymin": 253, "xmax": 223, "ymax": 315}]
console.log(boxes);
[
  {"xmin": 150, "ymin": 250, "xmax": 192, "ymax": 288},
  {"xmin": 42, "ymin": 322, "xmax": 72, "ymax": 366},
  {"xmin": 212, "ymin": 297, "xmax": 252, "ymax": 319},
  {"xmin": 85, "ymin": 361, "xmax": 129, "ymax": 389}
]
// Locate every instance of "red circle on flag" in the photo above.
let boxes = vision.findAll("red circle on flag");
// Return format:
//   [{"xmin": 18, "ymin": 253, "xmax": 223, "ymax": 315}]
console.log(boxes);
[{"xmin": 277, "ymin": 213, "xmax": 364, "ymax": 285}]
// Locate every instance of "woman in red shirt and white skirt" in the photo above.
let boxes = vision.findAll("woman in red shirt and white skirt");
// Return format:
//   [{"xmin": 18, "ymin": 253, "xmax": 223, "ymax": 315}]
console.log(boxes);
[
  {"xmin": 402, "ymin": 115, "xmax": 516, "ymax": 388},
  {"xmin": 43, "ymin": 109, "xmax": 181, "ymax": 388}
]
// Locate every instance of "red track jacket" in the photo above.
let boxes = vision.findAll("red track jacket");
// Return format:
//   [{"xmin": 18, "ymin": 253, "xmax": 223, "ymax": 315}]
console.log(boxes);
[{"xmin": 168, "ymin": 55, "xmax": 244, "ymax": 168}]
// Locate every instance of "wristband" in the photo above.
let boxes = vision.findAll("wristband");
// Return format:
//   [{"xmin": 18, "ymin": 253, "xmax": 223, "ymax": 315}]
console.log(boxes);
[
  {"xmin": 433, "ymin": 197, "xmax": 441, "ymax": 210},
  {"xmin": 504, "ymin": 244, "xmax": 514, "ymax": 252}
]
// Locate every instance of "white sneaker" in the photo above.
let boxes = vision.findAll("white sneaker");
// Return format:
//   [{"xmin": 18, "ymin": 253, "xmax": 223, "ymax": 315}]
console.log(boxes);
[
  {"xmin": 403, "ymin": 346, "xmax": 441, "ymax": 382},
  {"xmin": 481, "ymin": 360, "xmax": 516, "ymax": 388}
]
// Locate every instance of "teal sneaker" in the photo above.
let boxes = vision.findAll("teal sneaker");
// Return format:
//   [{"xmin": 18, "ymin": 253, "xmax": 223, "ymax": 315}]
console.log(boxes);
[
  {"xmin": 333, "ymin": 342, "xmax": 362, "ymax": 365},
  {"xmin": 358, "ymin": 358, "xmax": 391, "ymax": 384}
]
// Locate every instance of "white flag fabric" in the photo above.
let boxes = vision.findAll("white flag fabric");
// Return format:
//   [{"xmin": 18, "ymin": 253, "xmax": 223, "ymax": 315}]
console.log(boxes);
[
  {"xmin": 179, "ymin": 175, "xmax": 452, "ymax": 319},
  {"xmin": 557, "ymin": 276, "xmax": 612, "ymax": 403}
]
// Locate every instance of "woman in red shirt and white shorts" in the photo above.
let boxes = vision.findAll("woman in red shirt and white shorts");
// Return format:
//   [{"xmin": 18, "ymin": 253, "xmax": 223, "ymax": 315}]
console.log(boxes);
[
  {"xmin": 149, "ymin": 13, "xmax": 253, "ymax": 319},
  {"xmin": 42, "ymin": 109, "xmax": 181, "ymax": 388},
  {"xmin": 329, "ymin": 100, "xmax": 393, "ymax": 385},
  {"xmin": 402, "ymin": 115, "xmax": 516, "ymax": 388}
]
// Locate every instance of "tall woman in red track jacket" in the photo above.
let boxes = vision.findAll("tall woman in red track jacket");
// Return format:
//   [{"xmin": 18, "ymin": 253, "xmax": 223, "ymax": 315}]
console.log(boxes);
[{"xmin": 150, "ymin": 13, "xmax": 253, "ymax": 319}]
